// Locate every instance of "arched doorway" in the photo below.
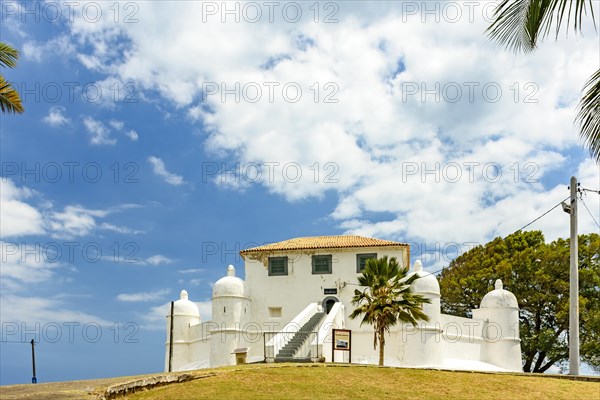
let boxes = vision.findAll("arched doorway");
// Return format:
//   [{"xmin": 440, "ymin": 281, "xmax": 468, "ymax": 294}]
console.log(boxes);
[{"xmin": 323, "ymin": 296, "xmax": 339, "ymax": 314}]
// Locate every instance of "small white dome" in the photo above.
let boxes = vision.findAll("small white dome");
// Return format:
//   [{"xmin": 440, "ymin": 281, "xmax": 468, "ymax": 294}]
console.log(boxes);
[
  {"xmin": 480, "ymin": 280, "xmax": 518, "ymax": 308},
  {"xmin": 213, "ymin": 265, "xmax": 247, "ymax": 298},
  {"xmin": 410, "ymin": 260, "xmax": 440, "ymax": 295},
  {"xmin": 173, "ymin": 290, "xmax": 200, "ymax": 317}
]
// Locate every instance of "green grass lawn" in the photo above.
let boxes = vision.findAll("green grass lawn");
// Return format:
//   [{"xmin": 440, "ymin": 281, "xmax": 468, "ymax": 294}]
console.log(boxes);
[{"xmin": 125, "ymin": 364, "xmax": 600, "ymax": 400}]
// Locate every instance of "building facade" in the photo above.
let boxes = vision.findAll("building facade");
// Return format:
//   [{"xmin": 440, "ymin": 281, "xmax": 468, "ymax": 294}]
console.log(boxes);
[{"xmin": 165, "ymin": 235, "xmax": 522, "ymax": 372}]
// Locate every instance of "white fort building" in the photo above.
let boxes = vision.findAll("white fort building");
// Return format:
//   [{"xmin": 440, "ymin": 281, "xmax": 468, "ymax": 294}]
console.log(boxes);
[{"xmin": 165, "ymin": 236, "xmax": 522, "ymax": 372}]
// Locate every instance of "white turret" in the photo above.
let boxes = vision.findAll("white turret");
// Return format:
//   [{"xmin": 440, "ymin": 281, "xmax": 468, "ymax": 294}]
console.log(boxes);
[
  {"xmin": 210, "ymin": 265, "xmax": 251, "ymax": 367},
  {"xmin": 410, "ymin": 260, "xmax": 441, "ymax": 323},
  {"xmin": 165, "ymin": 290, "xmax": 201, "ymax": 371},
  {"xmin": 399, "ymin": 260, "xmax": 442, "ymax": 367},
  {"xmin": 472, "ymin": 280, "xmax": 522, "ymax": 371},
  {"xmin": 212, "ymin": 265, "xmax": 249, "ymax": 327}
]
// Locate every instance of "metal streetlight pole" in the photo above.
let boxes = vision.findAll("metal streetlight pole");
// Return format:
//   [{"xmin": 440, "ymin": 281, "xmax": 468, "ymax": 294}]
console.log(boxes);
[{"xmin": 31, "ymin": 339, "xmax": 37, "ymax": 384}]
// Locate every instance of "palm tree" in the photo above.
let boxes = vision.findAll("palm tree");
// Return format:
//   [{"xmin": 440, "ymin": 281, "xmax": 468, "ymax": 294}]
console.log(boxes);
[
  {"xmin": 350, "ymin": 256, "xmax": 430, "ymax": 366},
  {"xmin": 486, "ymin": 0, "xmax": 599, "ymax": 162},
  {"xmin": 0, "ymin": 42, "xmax": 24, "ymax": 114}
]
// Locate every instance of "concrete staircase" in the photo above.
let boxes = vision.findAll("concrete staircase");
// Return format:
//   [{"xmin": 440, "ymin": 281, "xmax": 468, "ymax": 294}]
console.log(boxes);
[{"xmin": 275, "ymin": 312, "xmax": 324, "ymax": 362}]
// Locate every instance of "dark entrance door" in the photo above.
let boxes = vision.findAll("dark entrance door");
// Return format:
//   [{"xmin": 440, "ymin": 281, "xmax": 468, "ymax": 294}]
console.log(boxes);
[{"xmin": 324, "ymin": 297, "xmax": 337, "ymax": 314}]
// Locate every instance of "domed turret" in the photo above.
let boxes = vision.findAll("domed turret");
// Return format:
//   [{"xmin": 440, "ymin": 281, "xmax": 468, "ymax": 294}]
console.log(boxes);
[
  {"xmin": 472, "ymin": 279, "xmax": 522, "ymax": 372},
  {"xmin": 165, "ymin": 289, "xmax": 201, "ymax": 372},
  {"xmin": 400, "ymin": 260, "xmax": 442, "ymax": 367},
  {"xmin": 480, "ymin": 280, "xmax": 518, "ymax": 309},
  {"xmin": 210, "ymin": 265, "xmax": 251, "ymax": 367},
  {"xmin": 410, "ymin": 260, "xmax": 440, "ymax": 295},
  {"xmin": 213, "ymin": 265, "xmax": 247, "ymax": 298},
  {"xmin": 174, "ymin": 290, "xmax": 201, "ymax": 317}
]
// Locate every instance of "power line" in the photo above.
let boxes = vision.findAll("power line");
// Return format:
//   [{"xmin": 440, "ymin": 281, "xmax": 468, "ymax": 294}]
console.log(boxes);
[
  {"xmin": 350, "ymin": 190, "xmax": 598, "ymax": 280},
  {"xmin": 515, "ymin": 196, "xmax": 570, "ymax": 232},
  {"xmin": 431, "ymin": 194, "xmax": 573, "ymax": 277},
  {"xmin": 580, "ymin": 196, "xmax": 600, "ymax": 230}
]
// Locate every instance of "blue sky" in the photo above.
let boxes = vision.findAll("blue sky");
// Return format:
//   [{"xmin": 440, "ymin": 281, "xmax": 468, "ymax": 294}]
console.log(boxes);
[{"xmin": 1, "ymin": 1, "xmax": 599, "ymax": 384}]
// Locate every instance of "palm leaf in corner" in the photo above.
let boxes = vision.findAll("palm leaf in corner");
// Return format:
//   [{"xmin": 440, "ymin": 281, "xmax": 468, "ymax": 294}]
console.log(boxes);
[
  {"xmin": 0, "ymin": 75, "xmax": 24, "ymax": 114},
  {"xmin": 577, "ymin": 69, "xmax": 600, "ymax": 162},
  {"xmin": 487, "ymin": 0, "xmax": 599, "ymax": 162},
  {"xmin": 0, "ymin": 42, "xmax": 24, "ymax": 114},
  {"xmin": 486, "ymin": 0, "xmax": 596, "ymax": 53}
]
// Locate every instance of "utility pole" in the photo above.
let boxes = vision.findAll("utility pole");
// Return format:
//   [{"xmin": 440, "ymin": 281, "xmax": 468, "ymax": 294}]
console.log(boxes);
[
  {"xmin": 569, "ymin": 176, "xmax": 579, "ymax": 376},
  {"xmin": 31, "ymin": 339, "xmax": 37, "ymax": 384}
]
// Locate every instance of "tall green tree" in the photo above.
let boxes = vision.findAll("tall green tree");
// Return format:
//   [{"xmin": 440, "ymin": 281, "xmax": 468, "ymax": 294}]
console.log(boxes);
[
  {"xmin": 350, "ymin": 256, "xmax": 430, "ymax": 366},
  {"xmin": 439, "ymin": 231, "xmax": 600, "ymax": 373},
  {"xmin": 487, "ymin": 0, "xmax": 599, "ymax": 162},
  {"xmin": 0, "ymin": 42, "xmax": 24, "ymax": 114}
]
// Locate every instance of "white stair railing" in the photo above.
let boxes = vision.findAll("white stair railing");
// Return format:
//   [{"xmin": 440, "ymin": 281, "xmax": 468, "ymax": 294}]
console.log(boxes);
[
  {"xmin": 311, "ymin": 302, "xmax": 345, "ymax": 362},
  {"xmin": 265, "ymin": 302, "xmax": 319, "ymax": 361}
]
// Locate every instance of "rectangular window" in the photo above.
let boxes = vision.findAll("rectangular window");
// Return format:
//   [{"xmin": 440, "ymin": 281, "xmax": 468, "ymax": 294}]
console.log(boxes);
[
  {"xmin": 268, "ymin": 257, "xmax": 288, "ymax": 276},
  {"xmin": 312, "ymin": 255, "xmax": 332, "ymax": 274},
  {"xmin": 268, "ymin": 307, "xmax": 282, "ymax": 318},
  {"xmin": 356, "ymin": 253, "xmax": 377, "ymax": 273}
]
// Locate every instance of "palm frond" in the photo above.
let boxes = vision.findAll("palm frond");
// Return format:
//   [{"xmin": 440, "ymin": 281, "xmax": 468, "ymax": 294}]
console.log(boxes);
[
  {"xmin": 0, "ymin": 75, "xmax": 24, "ymax": 114},
  {"xmin": 554, "ymin": 0, "xmax": 597, "ymax": 36},
  {"xmin": 486, "ymin": 0, "xmax": 541, "ymax": 53},
  {"xmin": 350, "ymin": 256, "xmax": 431, "ymax": 361},
  {"xmin": 486, "ymin": 0, "xmax": 597, "ymax": 53},
  {"xmin": 0, "ymin": 42, "xmax": 19, "ymax": 69},
  {"xmin": 576, "ymin": 68, "xmax": 600, "ymax": 162}
]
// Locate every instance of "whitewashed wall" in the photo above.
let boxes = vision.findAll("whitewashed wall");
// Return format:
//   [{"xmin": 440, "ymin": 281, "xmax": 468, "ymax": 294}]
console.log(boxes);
[{"xmin": 243, "ymin": 246, "xmax": 409, "ymax": 333}]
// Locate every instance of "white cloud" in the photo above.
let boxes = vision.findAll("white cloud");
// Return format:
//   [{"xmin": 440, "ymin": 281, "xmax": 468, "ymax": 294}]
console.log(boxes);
[
  {"xmin": 0, "ymin": 238, "xmax": 109, "ymax": 328},
  {"xmin": 63, "ymin": 2, "xmax": 599, "ymax": 247},
  {"xmin": 141, "ymin": 302, "xmax": 170, "ymax": 330},
  {"xmin": 0, "ymin": 179, "xmax": 45, "ymax": 237},
  {"xmin": 43, "ymin": 106, "xmax": 71, "ymax": 127},
  {"xmin": 109, "ymin": 120, "xmax": 124, "ymax": 130},
  {"xmin": 0, "ymin": 294, "xmax": 110, "ymax": 326},
  {"xmin": 22, "ymin": 35, "xmax": 75, "ymax": 62},
  {"xmin": 0, "ymin": 180, "xmax": 141, "ymax": 239},
  {"xmin": 47, "ymin": 204, "xmax": 142, "ymax": 239},
  {"xmin": 117, "ymin": 289, "xmax": 170, "ymax": 302},
  {"xmin": 83, "ymin": 116, "xmax": 116, "ymax": 145},
  {"xmin": 47, "ymin": 205, "xmax": 104, "ymax": 238},
  {"xmin": 101, "ymin": 253, "xmax": 174, "ymax": 266},
  {"xmin": 178, "ymin": 268, "xmax": 204, "ymax": 274},
  {"xmin": 145, "ymin": 254, "xmax": 174, "ymax": 266},
  {"xmin": 125, "ymin": 129, "xmax": 139, "ymax": 141},
  {"xmin": 108, "ymin": 119, "xmax": 139, "ymax": 141},
  {"xmin": 177, "ymin": 278, "xmax": 208, "ymax": 287},
  {"xmin": 0, "ymin": 241, "xmax": 61, "ymax": 292},
  {"xmin": 98, "ymin": 222, "xmax": 145, "ymax": 235},
  {"xmin": 1, "ymin": 3, "xmax": 27, "ymax": 38},
  {"xmin": 147, "ymin": 156, "xmax": 185, "ymax": 186}
]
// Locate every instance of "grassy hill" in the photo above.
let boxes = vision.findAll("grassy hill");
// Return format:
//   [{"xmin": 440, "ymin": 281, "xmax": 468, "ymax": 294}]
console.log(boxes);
[
  {"xmin": 2, "ymin": 364, "xmax": 599, "ymax": 400},
  {"xmin": 124, "ymin": 364, "xmax": 599, "ymax": 400}
]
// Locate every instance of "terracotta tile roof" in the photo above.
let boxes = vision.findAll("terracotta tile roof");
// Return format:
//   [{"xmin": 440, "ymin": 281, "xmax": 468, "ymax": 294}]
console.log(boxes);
[{"xmin": 240, "ymin": 235, "xmax": 408, "ymax": 254}]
